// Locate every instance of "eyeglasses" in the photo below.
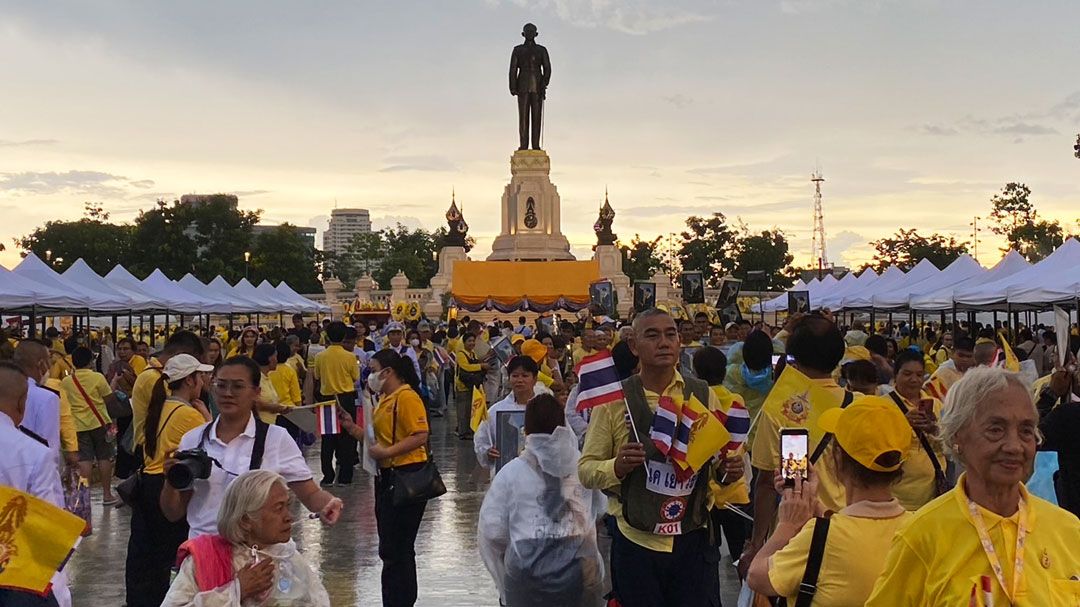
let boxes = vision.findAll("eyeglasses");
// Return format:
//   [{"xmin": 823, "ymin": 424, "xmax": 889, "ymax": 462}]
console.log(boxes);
[{"xmin": 211, "ymin": 380, "xmax": 253, "ymax": 393}]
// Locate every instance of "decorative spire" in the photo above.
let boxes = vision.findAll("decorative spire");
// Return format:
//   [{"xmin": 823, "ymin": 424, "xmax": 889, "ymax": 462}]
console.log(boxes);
[
  {"xmin": 594, "ymin": 188, "xmax": 617, "ymax": 246},
  {"xmin": 444, "ymin": 188, "xmax": 469, "ymax": 247}
]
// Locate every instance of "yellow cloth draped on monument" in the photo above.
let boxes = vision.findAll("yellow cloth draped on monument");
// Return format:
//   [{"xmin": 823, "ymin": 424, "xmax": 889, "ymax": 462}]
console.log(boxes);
[
  {"xmin": 0, "ymin": 486, "xmax": 85, "ymax": 595},
  {"xmin": 451, "ymin": 260, "xmax": 600, "ymax": 308}
]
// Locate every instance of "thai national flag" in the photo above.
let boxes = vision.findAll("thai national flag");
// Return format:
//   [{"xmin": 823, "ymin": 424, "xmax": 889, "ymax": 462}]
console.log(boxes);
[
  {"xmin": 575, "ymin": 350, "xmax": 625, "ymax": 412},
  {"xmin": 316, "ymin": 401, "xmax": 341, "ymax": 436},
  {"xmin": 714, "ymin": 398, "xmax": 751, "ymax": 453},
  {"xmin": 433, "ymin": 346, "xmax": 453, "ymax": 369},
  {"xmin": 649, "ymin": 395, "xmax": 690, "ymax": 465}
]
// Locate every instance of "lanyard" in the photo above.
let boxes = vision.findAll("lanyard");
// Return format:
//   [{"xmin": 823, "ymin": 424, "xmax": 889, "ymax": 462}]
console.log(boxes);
[{"xmin": 966, "ymin": 495, "xmax": 1028, "ymax": 605}]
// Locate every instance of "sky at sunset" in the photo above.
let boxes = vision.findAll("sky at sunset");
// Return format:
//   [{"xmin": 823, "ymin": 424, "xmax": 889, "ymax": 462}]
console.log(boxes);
[{"xmin": 2, "ymin": 0, "xmax": 1079, "ymax": 273}]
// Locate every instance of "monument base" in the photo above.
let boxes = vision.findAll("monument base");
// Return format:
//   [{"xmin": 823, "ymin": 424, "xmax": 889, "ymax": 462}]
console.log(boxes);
[{"xmin": 487, "ymin": 150, "xmax": 575, "ymax": 262}]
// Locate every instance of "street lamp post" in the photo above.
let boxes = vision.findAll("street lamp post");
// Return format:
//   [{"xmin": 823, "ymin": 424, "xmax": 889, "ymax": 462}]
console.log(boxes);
[{"xmin": 244, "ymin": 251, "xmax": 251, "ymax": 280}]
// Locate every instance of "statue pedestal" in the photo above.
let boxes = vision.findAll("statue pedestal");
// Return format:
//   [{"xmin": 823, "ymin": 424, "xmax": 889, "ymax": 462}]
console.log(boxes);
[
  {"xmin": 593, "ymin": 244, "xmax": 632, "ymax": 318},
  {"xmin": 488, "ymin": 150, "xmax": 575, "ymax": 261},
  {"xmin": 427, "ymin": 246, "xmax": 468, "ymax": 318}
]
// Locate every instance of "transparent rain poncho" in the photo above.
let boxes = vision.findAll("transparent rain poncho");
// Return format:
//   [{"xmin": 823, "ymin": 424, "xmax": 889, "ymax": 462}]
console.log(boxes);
[{"xmin": 478, "ymin": 425, "xmax": 607, "ymax": 607}]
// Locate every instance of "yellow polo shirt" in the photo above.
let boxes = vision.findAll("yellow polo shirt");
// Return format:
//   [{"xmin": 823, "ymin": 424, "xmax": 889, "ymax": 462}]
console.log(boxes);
[
  {"xmin": 888, "ymin": 391, "xmax": 946, "ymax": 511},
  {"xmin": 769, "ymin": 500, "xmax": 913, "ymax": 607},
  {"xmin": 44, "ymin": 377, "xmax": 78, "ymax": 453},
  {"xmin": 313, "ymin": 344, "xmax": 359, "ymax": 396},
  {"xmin": 143, "ymin": 399, "xmax": 206, "ymax": 474},
  {"xmin": 372, "ymin": 386, "xmax": 429, "ymax": 468},
  {"xmin": 866, "ymin": 476, "xmax": 1080, "ymax": 606},
  {"xmin": 269, "ymin": 364, "xmax": 302, "ymax": 407},
  {"xmin": 750, "ymin": 378, "xmax": 847, "ymax": 514},
  {"xmin": 129, "ymin": 354, "xmax": 148, "ymax": 375},
  {"xmin": 256, "ymin": 372, "xmax": 281, "ymax": 425},
  {"xmin": 578, "ymin": 371, "xmax": 725, "ymax": 553},
  {"xmin": 131, "ymin": 363, "xmax": 165, "ymax": 446},
  {"xmin": 454, "ymin": 350, "xmax": 482, "ymax": 392},
  {"xmin": 60, "ymin": 369, "xmax": 113, "ymax": 432}
]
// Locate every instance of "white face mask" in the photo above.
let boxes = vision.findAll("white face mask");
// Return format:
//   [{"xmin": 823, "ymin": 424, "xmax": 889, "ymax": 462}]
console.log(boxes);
[
  {"xmin": 367, "ymin": 369, "xmax": 385, "ymax": 393},
  {"xmin": 409, "ymin": 339, "xmax": 420, "ymax": 348}
]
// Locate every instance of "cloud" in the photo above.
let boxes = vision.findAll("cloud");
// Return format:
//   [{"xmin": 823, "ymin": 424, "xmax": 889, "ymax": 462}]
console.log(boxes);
[
  {"xmin": 912, "ymin": 123, "xmax": 959, "ymax": 136},
  {"xmin": 494, "ymin": 0, "xmax": 713, "ymax": 35},
  {"xmin": 378, "ymin": 155, "xmax": 458, "ymax": 173},
  {"xmin": 372, "ymin": 215, "xmax": 424, "ymax": 231},
  {"xmin": 233, "ymin": 189, "xmax": 271, "ymax": 197},
  {"xmin": 0, "ymin": 170, "xmax": 155, "ymax": 198},
  {"xmin": 827, "ymin": 230, "xmax": 865, "ymax": 260},
  {"xmin": 662, "ymin": 94, "xmax": 693, "ymax": 108},
  {"xmin": 992, "ymin": 122, "xmax": 1057, "ymax": 136},
  {"xmin": 0, "ymin": 139, "xmax": 58, "ymax": 147}
]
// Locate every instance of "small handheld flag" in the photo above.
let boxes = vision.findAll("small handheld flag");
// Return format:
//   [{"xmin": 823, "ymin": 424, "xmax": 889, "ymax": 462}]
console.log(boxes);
[
  {"xmin": 575, "ymin": 350, "xmax": 625, "ymax": 412},
  {"xmin": 0, "ymin": 486, "xmax": 85, "ymax": 595},
  {"xmin": 316, "ymin": 401, "xmax": 342, "ymax": 436},
  {"xmin": 470, "ymin": 386, "xmax": 488, "ymax": 432}
]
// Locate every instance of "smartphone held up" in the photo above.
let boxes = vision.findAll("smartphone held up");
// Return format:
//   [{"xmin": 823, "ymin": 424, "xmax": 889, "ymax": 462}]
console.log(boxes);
[{"xmin": 780, "ymin": 428, "xmax": 809, "ymax": 487}]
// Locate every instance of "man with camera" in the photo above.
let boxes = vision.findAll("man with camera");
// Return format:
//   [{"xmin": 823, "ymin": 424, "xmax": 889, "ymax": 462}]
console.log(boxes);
[{"xmin": 160, "ymin": 357, "xmax": 342, "ymax": 538}]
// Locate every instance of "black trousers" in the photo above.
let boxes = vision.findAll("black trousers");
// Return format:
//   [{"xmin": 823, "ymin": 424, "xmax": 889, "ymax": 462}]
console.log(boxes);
[
  {"xmin": 455, "ymin": 389, "xmax": 473, "ymax": 436},
  {"xmin": 114, "ymin": 415, "xmax": 138, "ymax": 478},
  {"xmin": 610, "ymin": 525, "xmax": 721, "ymax": 607},
  {"xmin": 710, "ymin": 505, "xmax": 751, "ymax": 562},
  {"xmin": 0, "ymin": 590, "xmax": 59, "ymax": 606},
  {"xmin": 375, "ymin": 466, "xmax": 428, "ymax": 607},
  {"xmin": 125, "ymin": 473, "xmax": 190, "ymax": 607},
  {"xmin": 320, "ymin": 391, "xmax": 358, "ymax": 484}
]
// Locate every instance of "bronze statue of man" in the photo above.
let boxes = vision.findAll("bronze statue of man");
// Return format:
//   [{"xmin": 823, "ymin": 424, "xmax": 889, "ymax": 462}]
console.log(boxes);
[{"xmin": 509, "ymin": 23, "xmax": 551, "ymax": 151}]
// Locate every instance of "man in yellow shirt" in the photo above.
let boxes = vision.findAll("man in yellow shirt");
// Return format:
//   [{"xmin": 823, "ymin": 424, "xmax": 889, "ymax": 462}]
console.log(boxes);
[
  {"xmin": 578, "ymin": 309, "xmax": 742, "ymax": 607},
  {"xmin": 924, "ymin": 335, "xmax": 974, "ymax": 400},
  {"xmin": 743, "ymin": 314, "xmax": 849, "ymax": 575},
  {"xmin": 129, "ymin": 331, "xmax": 204, "ymax": 453},
  {"xmin": 61, "ymin": 346, "xmax": 122, "ymax": 506},
  {"xmin": 312, "ymin": 321, "xmax": 360, "ymax": 486}
]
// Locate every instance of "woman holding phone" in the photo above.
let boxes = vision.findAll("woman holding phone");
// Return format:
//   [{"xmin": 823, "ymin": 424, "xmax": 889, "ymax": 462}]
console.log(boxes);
[{"xmin": 889, "ymin": 349, "xmax": 949, "ymax": 510}]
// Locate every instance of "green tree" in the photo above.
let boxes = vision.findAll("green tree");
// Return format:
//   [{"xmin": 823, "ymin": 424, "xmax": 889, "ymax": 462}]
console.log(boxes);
[
  {"xmin": 869, "ymin": 229, "xmax": 969, "ymax": 271},
  {"xmin": 988, "ymin": 182, "xmax": 1036, "ymax": 238},
  {"xmin": 1009, "ymin": 220, "xmax": 1066, "ymax": 263},
  {"xmin": 373, "ymin": 224, "xmax": 439, "ymax": 289},
  {"xmin": 677, "ymin": 213, "xmax": 735, "ymax": 288},
  {"xmin": 732, "ymin": 229, "xmax": 796, "ymax": 290},
  {"xmin": 330, "ymin": 231, "xmax": 384, "ymax": 287},
  {"xmin": 620, "ymin": 234, "xmax": 664, "ymax": 282},
  {"xmin": 130, "ymin": 196, "xmax": 260, "ymax": 280},
  {"xmin": 17, "ymin": 202, "xmax": 134, "ymax": 274},
  {"xmin": 249, "ymin": 224, "xmax": 324, "ymax": 293}
]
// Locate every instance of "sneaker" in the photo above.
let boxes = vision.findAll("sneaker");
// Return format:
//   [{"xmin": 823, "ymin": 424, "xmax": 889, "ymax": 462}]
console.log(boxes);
[{"xmin": 320, "ymin": 478, "xmax": 335, "ymax": 487}]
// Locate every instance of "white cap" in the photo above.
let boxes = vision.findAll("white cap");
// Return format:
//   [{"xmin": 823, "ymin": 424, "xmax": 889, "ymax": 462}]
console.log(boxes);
[{"xmin": 163, "ymin": 353, "xmax": 214, "ymax": 381}]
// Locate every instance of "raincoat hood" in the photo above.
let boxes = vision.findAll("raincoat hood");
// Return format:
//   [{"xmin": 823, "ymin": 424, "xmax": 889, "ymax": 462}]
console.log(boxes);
[{"xmin": 523, "ymin": 425, "xmax": 579, "ymax": 479}]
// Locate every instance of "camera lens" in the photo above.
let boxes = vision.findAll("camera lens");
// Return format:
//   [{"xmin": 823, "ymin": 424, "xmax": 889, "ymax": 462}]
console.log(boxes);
[{"xmin": 167, "ymin": 460, "xmax": 198, "ymax": 490}]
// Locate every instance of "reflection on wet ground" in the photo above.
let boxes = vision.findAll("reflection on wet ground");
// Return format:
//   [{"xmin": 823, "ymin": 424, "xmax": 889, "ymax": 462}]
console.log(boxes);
[{"xmin": 68, "ymin": 411, "xmax": 742, "ymax": 606}]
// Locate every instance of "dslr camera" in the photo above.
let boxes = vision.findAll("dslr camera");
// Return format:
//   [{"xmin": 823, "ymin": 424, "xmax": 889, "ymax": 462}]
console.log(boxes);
[{"xmin": 167, "ymin": 449, "xmax": 213, "ymax": 490}]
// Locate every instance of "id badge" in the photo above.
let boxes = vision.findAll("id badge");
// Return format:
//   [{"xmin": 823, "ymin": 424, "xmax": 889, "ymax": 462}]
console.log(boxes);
[{"xmin": 644, "ymin": 460, "xmax": 697, "ymax": 497}]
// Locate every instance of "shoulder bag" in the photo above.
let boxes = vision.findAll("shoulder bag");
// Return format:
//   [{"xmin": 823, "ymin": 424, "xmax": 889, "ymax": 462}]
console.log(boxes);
[
  {"xmin": 116, "ymin": 404, "xmax": 183, "ymax": 507},
  {"xmin": 390, "ymin": 393, "xmax": 446, "ymax": 507},
  {"xmin": 887, "ymin": 392, "xmax": 951, "ymax": 496}
]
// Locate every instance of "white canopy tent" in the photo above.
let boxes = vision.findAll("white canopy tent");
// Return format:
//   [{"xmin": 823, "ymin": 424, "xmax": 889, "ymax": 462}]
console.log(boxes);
[
  {"xmin": 62, "ymin": 259, "xmax": 143, "ymax": 310},
  {"xmin": 954, "ymin": 239, "xmax": 1080, "ymax": 310},
  {"xmin": 141, "ymin": 270, "xmax": 215, "ymax": 314},
  {"xmin": 15, "ymin": 254, "xmax": 132, "ymax": 312},
  {"xmin": 761, "ymin": 279, "xmax": 808, "ymax": 313},
  {"xmin": 233, "ymin": 278, "xmax": 286, "ymax": 313},
  {"xmin": 1002, "ymin": 240, "xmax": 1080, "ymax": 309},
  {"xmin": 909, "ymin": 251, "xmax": 1029, "ymax": 311},
  {"xmin": 275, "ymin": 281, "xmax": 331, "ymax": 314},
  {"xmin": 0, "ymin": 264, "xmax": 82, "ymax": 310},
  {"xmin": 206, "ymin": 276, "xmax": 267, "ymax": 313},
  {"xmin": 837, "ymin": 265, "xmax": 907, "ymax": 310},
  {"xmin": 816, "ymin": 268, "xmax": 878, "ymax": 311},
  {"xmin": 872, "ymin": 255, "xmax": 983, "ymax": 311},
  {"xmin": 175, "ymin": 274, "xmax": 236, "ymax": 314},
  {"xmin": 105, "ymin": 265, "xmax": 174, "ymax": 311},
  {"xmin": 256, "ymin": 281, "xmax": 302, "ymax": 314}
]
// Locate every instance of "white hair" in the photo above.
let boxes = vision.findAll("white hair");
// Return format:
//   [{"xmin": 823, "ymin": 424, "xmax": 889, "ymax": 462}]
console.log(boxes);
[
  {"xmin": 217, "ymin": 469, "xmax": 287, "ymax": 545},
  {"xmin": 939, "ymin": 366, "xmax": 1038, "ymax": 459}
]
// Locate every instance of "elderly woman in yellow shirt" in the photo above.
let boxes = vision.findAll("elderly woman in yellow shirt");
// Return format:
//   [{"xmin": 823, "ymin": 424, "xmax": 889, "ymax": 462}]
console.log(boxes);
[{"xmin": 867, "ymin": 366, "xmax": 1080, "ymax": 606}]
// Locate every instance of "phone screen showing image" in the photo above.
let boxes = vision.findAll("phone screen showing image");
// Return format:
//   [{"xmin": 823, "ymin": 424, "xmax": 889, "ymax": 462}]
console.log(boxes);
[{"xmin": 780, "ymin": 431, "xmax": 809, "ymax": 485}]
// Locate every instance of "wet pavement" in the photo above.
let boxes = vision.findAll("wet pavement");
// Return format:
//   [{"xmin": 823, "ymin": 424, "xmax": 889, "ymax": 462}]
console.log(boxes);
[{"xmin": 67, "ymin": 406, "xmax": 743, "ymax": 606}]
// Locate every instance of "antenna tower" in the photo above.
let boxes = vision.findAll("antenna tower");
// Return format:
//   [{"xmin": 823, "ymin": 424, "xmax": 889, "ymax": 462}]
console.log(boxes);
[{"xmin": 810, "ymin": 170, "xmax": 828, "ymax": 271}]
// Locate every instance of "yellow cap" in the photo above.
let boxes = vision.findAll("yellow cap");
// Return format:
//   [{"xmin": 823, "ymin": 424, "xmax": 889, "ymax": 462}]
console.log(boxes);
[
  {"xmin": 841, "ymin": 346, "xmax": 872, "ymax": 364},
  {"xmin": 520, "ymin": 338, "xmax": 546, "ymax": 364},
  {"xmin": 818, "ymin": 395, "xmax": 912, "ymax": 472},
  {"xmin": 510, "ymin": 333, "xmax": 526, "ymax": 345}
]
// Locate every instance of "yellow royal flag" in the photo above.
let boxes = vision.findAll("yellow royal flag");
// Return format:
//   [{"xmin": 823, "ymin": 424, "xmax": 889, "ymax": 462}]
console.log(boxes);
[
  {"xmin": 759, "ymin": 365, "xmax": 842, "ymax": 447},
  {"xmin": 469, "ymin": 386, "xmax": 488, "ymax": 432},
  {"xmin": 0, "ymin": 486, "xmax": 85, "ymax": 594},
  {"xmin": 682, "ymin": 393, "xmax": 732, "ymax": 474},
  {"xmin": 998, "ymin": 331, "xmax": 1020, "ymax": 372}
]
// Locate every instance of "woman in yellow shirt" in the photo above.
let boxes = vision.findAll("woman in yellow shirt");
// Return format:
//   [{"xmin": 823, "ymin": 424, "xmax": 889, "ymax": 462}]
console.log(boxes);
[
  {"xmin": 454, "ymin": 333, "xmax": 489, "ymax": 440},
  {"xmin": 269, "ymin": 341, "xmax": 303, "ymax": 443},
  {"xmin": 888, "ymin": 349, "xmax": 948, "ymax": 510},
  {"xmin": 692, "ymin": 346, "xmax": 752, "ymax": 563},
  {"xmin": 128, "ymin": 353, "xmax": 212, "ymax": 607},
  {"xmin": 341, "ymin": 349, "xmax": 431, "ymax": 607},
  {"xmin": 867, "ymin": 367, "xmax": 1080, "ymax": 606},
  {"xmin": 227, "ymin": 326, "xmax": 259, "ymax": 358},
  {"xmin": 747, "ymin": 396, "xmax": 915, "ymax": 607}
]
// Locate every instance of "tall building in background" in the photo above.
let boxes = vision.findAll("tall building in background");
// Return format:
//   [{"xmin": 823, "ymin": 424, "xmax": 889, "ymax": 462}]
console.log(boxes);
[{"xmin": 323, "ymin": 208, "xmax": 372, "ymax": 256}]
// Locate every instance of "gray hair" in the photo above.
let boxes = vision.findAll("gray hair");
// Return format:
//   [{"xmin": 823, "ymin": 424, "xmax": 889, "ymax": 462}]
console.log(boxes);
[
  {"xmin": 939, "ymin": 366, "xmax": 1037, "ymax": 459},
  {"xmin": 284, "ymin": 335, "xmax": 300, "ymax": 347},
  {"xmin": 631, "ymin": 308, "xmax": 672, "ymax": 334},
  {"xmin": 217, "ymin": 469, "xmax": 288, "ymax": 544}
]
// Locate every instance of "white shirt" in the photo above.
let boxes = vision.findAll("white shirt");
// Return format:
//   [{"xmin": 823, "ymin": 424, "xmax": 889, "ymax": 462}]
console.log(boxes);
[
  {"xmin": 22, "ymin": 377, "xmax": 62, "ymax": 470},
  {"xmin": 0, "ymin": 411, "xmax": 70, "ymax": 607},
  {"xmin": 474, "ymin": 392, "xmax": 528, "ymax": 477},
  {"xmin": 177, "ymin": 414, "xmax": 313, "ymax": 538}
]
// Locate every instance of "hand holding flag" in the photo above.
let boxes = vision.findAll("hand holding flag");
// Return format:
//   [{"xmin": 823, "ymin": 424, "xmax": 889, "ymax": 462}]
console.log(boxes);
[{"xmin": 315, "ymin": 400, "xmax": 342, "ymax": 436}]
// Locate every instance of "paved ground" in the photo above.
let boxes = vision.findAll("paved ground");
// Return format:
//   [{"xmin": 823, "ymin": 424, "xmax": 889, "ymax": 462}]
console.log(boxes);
[{"xmin": 67, "ymin": 410, "xmax": 743, "ymax": 606}]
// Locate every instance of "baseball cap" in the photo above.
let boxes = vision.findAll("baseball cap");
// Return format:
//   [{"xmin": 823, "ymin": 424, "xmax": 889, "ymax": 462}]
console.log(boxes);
[
  {"xmin": 510, "ymin": 334, "xmax": 526, "ymax": 345},
  {"xmin": 386, "ymin": 321, "xmax": 405, "ymax": 333},
  {"xmin": 817, "ymin": 395, "xmax": 912, "ymax": 472},
  {"xmin": 163, "ymin": 354, "xmax": 214, "ymax": 382},
  {"xmin": 520, "ymin": 339, "xmax": 547, "ymax": 364}
]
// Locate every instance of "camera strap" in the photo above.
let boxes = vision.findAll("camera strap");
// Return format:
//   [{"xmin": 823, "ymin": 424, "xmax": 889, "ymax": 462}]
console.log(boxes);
[
  {"xmin": 197, "ymin": 415, "xmax": 271, "ymax": 471},
  {"xmin": 809, "ymin": 391, "xmax": 853, "ymax": 464}
]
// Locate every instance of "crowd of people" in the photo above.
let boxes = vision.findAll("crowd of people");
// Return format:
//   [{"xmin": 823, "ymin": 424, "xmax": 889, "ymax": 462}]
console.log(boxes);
[{"xmin": 2, "ymin": 306, "xmax": 1079, "ymax": 606}]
